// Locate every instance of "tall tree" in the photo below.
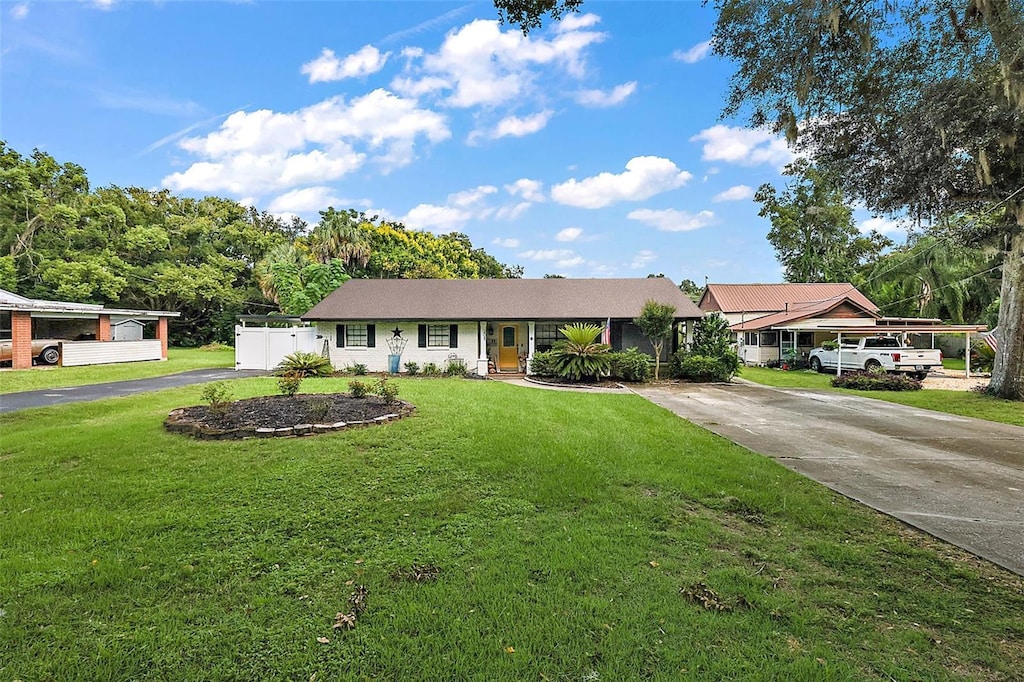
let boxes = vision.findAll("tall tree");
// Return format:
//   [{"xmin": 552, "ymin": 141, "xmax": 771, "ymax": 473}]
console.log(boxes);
[
  {"xmin": 755, "ymin": 160, "xmax": 891, "ymax": 282},
  {"xmin": 309, "ymin": 207, "xmax": 372, "ymax": 269},
  {"xmin": 710, "ymin": 0, "xmax": 1024, "ymax": 399}
]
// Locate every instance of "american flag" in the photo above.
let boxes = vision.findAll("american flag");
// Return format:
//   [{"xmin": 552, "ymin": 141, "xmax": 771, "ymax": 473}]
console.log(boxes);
[
  {"xmin": 983, "ymin": 327, "xmax": 999, "ymax": 352},
  {"xmin": 602, "ymin": 318, "xmax": 611, "ymax": 345}
]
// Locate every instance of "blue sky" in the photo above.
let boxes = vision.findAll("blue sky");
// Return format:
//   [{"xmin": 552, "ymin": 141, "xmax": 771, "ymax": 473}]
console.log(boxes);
[{"xmin": 1, "ymin": 0, "xmax": 905, "ymax": 283}]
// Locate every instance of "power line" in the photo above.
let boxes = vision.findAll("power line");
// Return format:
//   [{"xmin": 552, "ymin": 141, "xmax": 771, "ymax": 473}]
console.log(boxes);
[{"xmin": 876, "ymin": 263, "xmax": 1003, "ymax": 312}]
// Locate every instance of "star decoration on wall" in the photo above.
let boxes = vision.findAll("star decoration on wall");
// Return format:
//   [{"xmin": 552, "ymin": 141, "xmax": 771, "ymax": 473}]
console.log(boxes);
[{"xmin": 391, "ymin": 327, "xmax": 403, "ymax": 338}]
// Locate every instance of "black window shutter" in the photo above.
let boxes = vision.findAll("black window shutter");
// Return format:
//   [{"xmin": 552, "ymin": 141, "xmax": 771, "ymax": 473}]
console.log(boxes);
[
  {"xmin": 418, "ymin": 324, "xmax": 427, "ymax": 347},
  {"xmin": 449, "ymin": 324, "xmax": 458, "ymax": 348},
  {"xmin": 367, "ymin": 324, "xmax": 376, "ymax": 348},
  {"xmin": 336, "ymin": 324, "xmax": 345, "ymax": 348}
]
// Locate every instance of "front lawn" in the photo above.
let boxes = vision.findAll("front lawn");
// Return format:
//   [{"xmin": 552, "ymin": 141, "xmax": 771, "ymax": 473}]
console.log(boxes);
[
  {"xmin": 0, "ymin": 346, "xmax": 234, "ymax": 394},
  {"xmin": 1, "ymin": 378, "xmax": 1021, "ymax": 680}
]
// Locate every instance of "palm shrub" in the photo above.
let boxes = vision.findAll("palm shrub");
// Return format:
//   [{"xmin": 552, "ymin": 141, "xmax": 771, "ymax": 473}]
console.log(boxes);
[
  {"xmin": 551, "ymin": 323, "xmax": 612, "ymax": 381},
  {"xmin": 275, "ymin": 351, "xmax": 333, "ymax": 378},
  {"xmin": 609, "ymin": 347, "xmax": 653, "ymax": 382}
]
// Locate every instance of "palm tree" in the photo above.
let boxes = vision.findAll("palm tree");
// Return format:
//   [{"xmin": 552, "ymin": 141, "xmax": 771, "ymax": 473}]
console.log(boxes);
[{"xmin": 310, "ymin": 207, "xmax": 371, "ymax": 270}]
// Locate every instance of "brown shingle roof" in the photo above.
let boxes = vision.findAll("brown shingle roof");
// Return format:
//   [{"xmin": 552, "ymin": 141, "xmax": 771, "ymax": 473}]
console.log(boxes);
[
  {"xmin": 302, "ymin": 278, "xmax": 703, "ymax": 321},
  {"xmin": 700, "ymin": 283, "xmax": 878, "ymax": 314}
]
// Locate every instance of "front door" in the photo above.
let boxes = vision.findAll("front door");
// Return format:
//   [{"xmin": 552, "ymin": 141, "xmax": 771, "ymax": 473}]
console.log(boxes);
[{"xmin": 498, "ymin": 325, "xmax": 518, "ymax": 371}]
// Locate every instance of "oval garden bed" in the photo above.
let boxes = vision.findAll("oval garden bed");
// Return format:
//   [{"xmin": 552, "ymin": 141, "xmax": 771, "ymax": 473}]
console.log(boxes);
[{"xmin": 165, "ymin": 393, "xmax": 415, "ymax": 440}]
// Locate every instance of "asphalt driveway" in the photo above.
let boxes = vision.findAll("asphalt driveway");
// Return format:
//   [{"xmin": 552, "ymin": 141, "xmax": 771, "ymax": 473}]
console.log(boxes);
[
  {"xmin": 0, "ymin": 369, "xmax": 266, "ymax": 414},
  {"xmin": 633, "ymin": 381, "xmax": 1024, "ymax": 576}
]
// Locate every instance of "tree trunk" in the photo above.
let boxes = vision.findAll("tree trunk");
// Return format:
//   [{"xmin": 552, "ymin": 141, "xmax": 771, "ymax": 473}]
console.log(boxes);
[{"xmin": 988, "ymin": 228, "xmax": 1024, "ymax": 400}]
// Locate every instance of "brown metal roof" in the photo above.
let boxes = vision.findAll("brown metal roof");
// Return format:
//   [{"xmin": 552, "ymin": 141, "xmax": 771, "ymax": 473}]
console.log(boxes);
[
  {"xmin": 303, "ymin": 278, "xmax": 703, "ymax": 321},
  {"xmin": 731, "ymin": 298, "xmax": 879, "ymax": 331},
  {"xmin": 701, "ymin": 283, "xmax": 878, "ymax": 314}
]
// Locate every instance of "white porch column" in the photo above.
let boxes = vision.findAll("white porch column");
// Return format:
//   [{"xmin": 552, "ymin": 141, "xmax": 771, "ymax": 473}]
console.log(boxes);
[
  {"xmin": 477, "ymin": 321, "xmax": 489, "ymax": 376},
  {"xmin": 526, "ymin": 321, "xmax": 536, "ymax": 374},
  {"xmin": 837, "ymin": 332, "xmax": 843, "ymax": 377}
]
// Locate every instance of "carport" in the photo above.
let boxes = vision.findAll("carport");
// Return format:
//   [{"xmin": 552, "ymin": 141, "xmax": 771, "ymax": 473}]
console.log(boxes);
[
  {"xmin": 775, "ymin": 320, "xmax": 989, "ymax": 376},
  {"xmin": 1, "ymin": 288, "xmax": 179, "ymax": 369}
]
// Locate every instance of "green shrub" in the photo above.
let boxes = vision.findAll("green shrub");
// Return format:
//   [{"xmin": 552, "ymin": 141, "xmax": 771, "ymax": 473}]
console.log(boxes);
[
  {"xmin": 831, "ymin": 371, "xmax": 922, "ymax": 391},
  {"xmin": 277, "ymin": 371, "xmax": 303, "ymax": 397},
  {"xmin": 672, "ymin": 351, "xmax": 740, "ymax": 382},
  {"xmin": 422, "ymin": 362, "xmax": 442, "ymax": 377},
  {"xmin": 528, "ymin": 350, "xmax": 559, "ymax": 377},
  {"xmin": 445, "ymin": 357, "xmax": 468, "ymax": 377},
  {"xmin": 306, "ymin": 396, "xmax": 332, "ymax": 423},
  {"xmin": 200, "ymin": 382, "xmax": 233, "ymax": 416},
  {"xmin": 551, "ymin": 323, "xmax": 612, "ymax": 381},
  {"xmin": 348, "ymin": 379, "xmax": 369, "ymax": 398},
  {"xmin": 275, "ymin": 351, "xmax": 333, "ymax": 377},
  {"xmin": 404, "ymin": 361, "xmax": 420, "ymax": 376},
  {"xmin": 608, "ymin": 347, "xmax": 653, "ymax": 382},
  {"xmin": 349, "ymin": 363, "xmax": 368, "ymax": 376},
  {"xmin": 373, "ymin": 376, "xmax": 400, "ymax": 404}
]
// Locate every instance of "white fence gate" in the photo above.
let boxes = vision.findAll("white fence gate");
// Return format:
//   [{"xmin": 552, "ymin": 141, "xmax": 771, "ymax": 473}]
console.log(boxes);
[{"xmin": 234, "ymin": 326, "xmax": 318, "ymax": 371}]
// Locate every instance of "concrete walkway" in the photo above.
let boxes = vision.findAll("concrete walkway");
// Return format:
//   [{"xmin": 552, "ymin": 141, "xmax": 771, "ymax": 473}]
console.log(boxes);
[
  {"xmin": 633, "ymin": 381, "xmax": 1024, "ymax": 576},
  {"xmin": 0, "ymin": 369, "xmax": 266, "ymax": 414}
]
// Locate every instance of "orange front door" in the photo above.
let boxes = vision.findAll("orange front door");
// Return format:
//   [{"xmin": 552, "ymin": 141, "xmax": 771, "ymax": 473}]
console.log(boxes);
[{"xmin": 498, "ymin": 325, "xmax": 518, "ymax": 371}]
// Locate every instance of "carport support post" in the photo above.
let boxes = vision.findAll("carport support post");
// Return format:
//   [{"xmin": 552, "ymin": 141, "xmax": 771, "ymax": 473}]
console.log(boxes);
[
  {"xmin": 965, "ymin": 331, "xmax": 971, "ymax": 378},
  {"xmin": 157, "ymin": 317, "xmax": 169, "ymax": 359},
  {"xmin": 11, "ymin": 311, "xmax": 32, "ymax": 369},
  {"xmin": 98, "ymin": 314, "xmax": 111, "ymax": 342},
  {"xmin": 836, "ymin": 332, "xmax": 843, "ymax": 377}
]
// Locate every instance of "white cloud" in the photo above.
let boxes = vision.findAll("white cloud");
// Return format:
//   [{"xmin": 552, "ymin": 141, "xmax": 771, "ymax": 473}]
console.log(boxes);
[
  {"xmin": 10, "ymin": 3, "xmax": 29, "ymax": 19},
  {"xmin": 267, "ymin": 186, "xmax": 344, "ymax": 214},
  {"xmin": 555, "ymin": 227, "xmax": 583, "ymax": 242},
  {"xmin": 164, "ymin": 147, "xmax": 365, "ymax": 195},
  {"xmin": 491, "ymin": 110, "xmax": 553, "ymax": 139},
  {"xmin": 627, "ymin": 208, "xmax": 715, "ymax": 232},
  {"xmin": 673, "ymin": 40, "xmax": 712, "ymax": 64},
  {"xmin": 493, "ymin": 237, "xmax": 521, "ymax": 248},
  {"xmin": 166, "ymin": 90, "xmax": 449, "ymax": 195},
  {"xmin": 556, "ymin": 255, "xmax": 584, "ymax": 268},
  {"xmin": 630, "ymin": 250, "xmax": 657, "ymax": 269},
  {"xmin": 402, "ymin": 204, "xmax": 473, "ymax": 231},
  {"xmin": 400, "ymin": 185, "xmax": 497, "ymax": 231},
  {"xmin": 575, "ymin": 81, "xmax": 637, "ymax": 108},
  {"xmin": 550, "ymin": 156, "xmax": 692, "ymax": 209},
  {"xmin": 556, "ymin": 12, "xmax": 601, "ymax": 32},
  {"xmin": 494, "ymin": 202, "xmax": 531, "ymax": 220},
  {"xmin": 505, "ymin": 178, "xmax": 545, "ymax": 202},
  {"xmin": 90, "ymin": 0, "xmax": 115, "ymax": 9},
  {"xmin": 301, "ymin": 45, "xmax": 390, "ymax": 83},
  {"xmin": 519, "ymin": 248, "xmax": 577, "ymax": 261},
  {"xmin": 858, "ymin": 216, "xmax": 908, "ymax": 235},
  {"xmin": 713, "ymin": 184, "xmax": 754, "ymax": 202},
  {"xmin": 393, "ymin": 17, "xmax": 606, "ymax": 108},
  {"xmin": 690, "ymin": 125, "xmax": 794, "ymax": 167}
]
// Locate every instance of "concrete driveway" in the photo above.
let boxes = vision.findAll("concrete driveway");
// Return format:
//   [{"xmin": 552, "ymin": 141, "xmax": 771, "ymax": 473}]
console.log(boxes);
[{"xmin": 633, "ymin": 381, "xmax": 1024, "ymax": 576}]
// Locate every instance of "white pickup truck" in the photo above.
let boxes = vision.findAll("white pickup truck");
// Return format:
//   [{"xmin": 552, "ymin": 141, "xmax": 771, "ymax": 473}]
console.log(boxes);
[{"xmin": 808, "ymin": 336, "xmax": 942, "ymax": 379}]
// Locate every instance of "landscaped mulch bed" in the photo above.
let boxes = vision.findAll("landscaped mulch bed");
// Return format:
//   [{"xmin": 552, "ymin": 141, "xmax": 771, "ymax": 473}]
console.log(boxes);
[{"xmin": 165, "ymin": 393, "xmax": 414, "ymax": 440}]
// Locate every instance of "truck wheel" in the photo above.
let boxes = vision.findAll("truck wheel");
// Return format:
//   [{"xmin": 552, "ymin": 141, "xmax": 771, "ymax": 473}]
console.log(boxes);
[
  {"xmin": 913, "ymin": 371, "xmax": 928, "ymax": 381},
  {"xmin": 864, "ymin": 359, "xmax": 882, "ymax": 372},
  {"xmin": 809, "ymin": 356, "xmax": 822, "ymax": 373},
  {"xmin": 39, "ymin": 346, "xmax": 60, "ymax": 365}
]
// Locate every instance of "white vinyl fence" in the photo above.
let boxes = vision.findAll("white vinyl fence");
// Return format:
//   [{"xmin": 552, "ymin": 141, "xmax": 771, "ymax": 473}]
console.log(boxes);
[
  {"xmin": 60, "ymin": 340, "xmax": 163, "ymax": 367},
  {"xmin": 234, "ymin": 325, "xmax": 318, "ymax": 371}
]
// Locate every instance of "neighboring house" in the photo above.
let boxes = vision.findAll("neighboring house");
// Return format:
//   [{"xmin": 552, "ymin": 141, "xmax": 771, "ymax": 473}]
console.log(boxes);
[
  {"xmin": 699, "ymin": 283, "xmax": 882, "ymax": 365},
  {"xmin": 698, "ymin": 282, "xmax": 987, "ymax": 367},
  {"xmin": 302, "ymin": 278, "xmax": 703, "ymax": 375},
  {"xmin": 0, "ymin": 289, "xmax": 179, "ymax": 369}
]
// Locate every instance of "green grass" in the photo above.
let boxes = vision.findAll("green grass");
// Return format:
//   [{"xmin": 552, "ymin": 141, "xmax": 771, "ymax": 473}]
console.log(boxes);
[
  {"xmin": 2, "ymin": 378, "xmax": 1022, "ymax": 680},
  {"xmin": 943, "ymin": 358, "xmax": 966, "ymax": 371},
  {"xmin": 739, "ymin": 366, "xmax": 1023, "ymax": 426},
  {"xmin": 0, "ymin": 346, "xmax": 234, "ymax": 394}
]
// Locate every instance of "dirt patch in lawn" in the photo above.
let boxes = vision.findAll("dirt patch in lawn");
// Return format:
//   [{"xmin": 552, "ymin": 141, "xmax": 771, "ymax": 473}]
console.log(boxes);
[{"xmin": 165, "ymin": 393, "xmax": 414, "ymax": 439}]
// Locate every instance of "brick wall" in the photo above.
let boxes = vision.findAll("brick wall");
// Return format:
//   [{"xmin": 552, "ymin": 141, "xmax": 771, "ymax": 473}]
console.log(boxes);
[{"xmin": 11, "ymin": 311, "xmax": 32, "ymax": 369}]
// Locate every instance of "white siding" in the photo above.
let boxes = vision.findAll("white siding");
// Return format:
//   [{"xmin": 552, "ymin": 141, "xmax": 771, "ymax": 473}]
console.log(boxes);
[
  {"xmin": 319, "ymin": 322, "xmax": 481, "ymax": 373},
  {"xmin": 60, "ymin": 340, "xmax": 162, "ymax": 366},
  {"xmin": 234, "ymin": 326, "xmax": 318, "ymax": 371}
]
